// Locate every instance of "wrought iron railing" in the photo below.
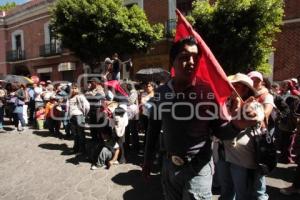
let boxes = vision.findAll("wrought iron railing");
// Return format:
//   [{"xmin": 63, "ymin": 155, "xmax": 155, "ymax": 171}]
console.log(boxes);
[
  {"xmin": 39, "ymin": 43, "xmax": 62, "ymax": 57},
  {"xmin": 6, "ymin": 49, "xmax": 26, "ymax": 61}
]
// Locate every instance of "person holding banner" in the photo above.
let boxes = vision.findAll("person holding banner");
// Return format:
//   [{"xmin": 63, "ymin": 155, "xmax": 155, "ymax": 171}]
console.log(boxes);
[{"xmin": 142, "ymin": 10, "xmax": 260, "ymax": 200}]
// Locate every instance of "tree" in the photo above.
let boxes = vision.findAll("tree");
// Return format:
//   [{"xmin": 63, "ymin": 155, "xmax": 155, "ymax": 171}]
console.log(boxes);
[
  {"xmin": 0, "ymin": 2, "xmax": 16, "ymax": 11},
  {"xmin": 50, "ymin": 0, "xmax": 163, "ymax": 69},
  {"xmin": 190, "ymin": 0, "xmax": 284, "ymax": 75}
]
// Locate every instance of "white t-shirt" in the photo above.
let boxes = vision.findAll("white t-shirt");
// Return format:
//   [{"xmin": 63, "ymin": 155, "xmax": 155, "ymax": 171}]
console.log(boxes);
[
  {"xmin": 262, "ymin": 93, "xmax": 276, "ymax": 108},
  {"xmin": 141, "ymin": 92, "xmax": 153, "ymax": 116},
  {"xmin": 34, "ymin": 87, "xmax": 43, "ymax": 102},
  {"xmin": 69, "ymin": 96, "xmax": 83, "ymax": 116}
]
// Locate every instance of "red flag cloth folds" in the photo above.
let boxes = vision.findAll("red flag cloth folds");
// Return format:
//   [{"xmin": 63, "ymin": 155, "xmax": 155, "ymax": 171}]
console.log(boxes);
[
  {"xmin": 104, "ymin": 80, "xmax": 128, "ymax": 97},
  {"xmin": 172, "ymin": 9, "xmax": 233, "ymax": 106}
]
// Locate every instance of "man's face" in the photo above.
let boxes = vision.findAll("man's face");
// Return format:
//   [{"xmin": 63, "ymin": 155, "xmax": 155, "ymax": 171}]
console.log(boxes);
[
  {"xmin": 90, "ymin": 81, "xmax": 97, "ymax": 89},
  {"xmin": 173, "ymin": 44, "xmax": 199, "ymax": 82}
]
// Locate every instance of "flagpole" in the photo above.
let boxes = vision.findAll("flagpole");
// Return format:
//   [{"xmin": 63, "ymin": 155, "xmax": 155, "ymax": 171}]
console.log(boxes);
[{"xmin": 231, "ymin": 85, "xmax": 245, "ymax": 104}]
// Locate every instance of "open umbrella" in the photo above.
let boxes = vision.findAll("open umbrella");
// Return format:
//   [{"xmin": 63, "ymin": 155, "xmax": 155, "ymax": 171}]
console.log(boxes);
[
  {"xmin": 135, "ymin": 67, "xmax": 170, "ymax": 83},
  {"xmin": 0, "ymin": 75, "xmax": 33, "ymax": 85}
]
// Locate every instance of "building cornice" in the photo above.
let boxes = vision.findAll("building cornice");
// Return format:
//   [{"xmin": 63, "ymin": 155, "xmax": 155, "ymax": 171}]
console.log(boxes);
[
  {"xmin": 0, "ymin": 14, "xmax": 50, "ymax": 31},
  {"xmin": 5, "ymin": 3, "xmax": 52, "ymax": 27}
]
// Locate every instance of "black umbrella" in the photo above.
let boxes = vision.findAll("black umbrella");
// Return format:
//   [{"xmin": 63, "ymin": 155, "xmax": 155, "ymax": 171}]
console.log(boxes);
[{"xmin": 135, "ymin": 68, "xmax": 170, "ymax": 83}]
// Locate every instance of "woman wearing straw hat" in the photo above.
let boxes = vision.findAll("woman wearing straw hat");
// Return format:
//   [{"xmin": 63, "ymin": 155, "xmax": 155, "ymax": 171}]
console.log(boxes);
[{"xmin": 216, "ymin": 73, "xmax": 267, "ymax": 200}]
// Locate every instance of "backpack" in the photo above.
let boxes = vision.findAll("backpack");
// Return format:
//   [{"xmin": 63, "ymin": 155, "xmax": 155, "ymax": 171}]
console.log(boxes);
[{"xmin": 253, "ymin": 128, "xmax": 277, "ymax": 175}]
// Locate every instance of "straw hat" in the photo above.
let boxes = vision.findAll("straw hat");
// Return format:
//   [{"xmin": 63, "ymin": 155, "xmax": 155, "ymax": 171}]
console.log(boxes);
[{"xmin": 228, "ymin": 73, "xmax": 257, "ymax": 96}]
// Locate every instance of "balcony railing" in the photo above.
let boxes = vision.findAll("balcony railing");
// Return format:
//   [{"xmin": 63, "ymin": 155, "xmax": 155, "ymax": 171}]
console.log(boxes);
[
  {"xmin": 165, "ymin": 19, "xmax": 176, "ymax": 38},
  {"xmin": 40, "ymin": 43, "xmax": 62, "ymax": 57},
  {"xmin": 6, "ymin": 49, "xmax": 26, "ymax": 61}
]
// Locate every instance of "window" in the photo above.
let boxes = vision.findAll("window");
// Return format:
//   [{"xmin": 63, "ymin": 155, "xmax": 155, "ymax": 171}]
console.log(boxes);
[
  {"xmin": 11, "ymin": 30, "xmax": 24, "ymax": 50},
  {"xmin": 9, "ymin": 30, "xmax": 25, "ymax": 61},
  {"xmin": 44, "ymin": 22, "xmax": 59, "ymax": 46},
  {"xmin": 42, "ymin": 22, "xmax": 62, "ymax": 56},
  {"xmin": 15, "ymin": 35, "xmax": 21, "ymax": 50}
]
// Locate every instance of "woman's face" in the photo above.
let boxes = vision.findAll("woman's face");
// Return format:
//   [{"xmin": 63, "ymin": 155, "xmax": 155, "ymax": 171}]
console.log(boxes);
[
  {"xmin": 71, "ymin": 86, "xmax": 79, "ymax": 95},
  {"xmin": 145, "ymin": 83, "xmax": 154, "ymax": 93},
  {"xmin": 233, "ymin": 82, "xmax": 251, "ymax": 99},
  {"xmin": 251, "ymin": 77, "xmax": 262, "ymax": 90}
]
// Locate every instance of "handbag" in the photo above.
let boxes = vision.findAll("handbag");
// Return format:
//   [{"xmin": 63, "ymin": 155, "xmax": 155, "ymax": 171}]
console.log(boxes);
[{"xmin": 253, "ymin": 128, "xmax": 277, "ymax": 175}]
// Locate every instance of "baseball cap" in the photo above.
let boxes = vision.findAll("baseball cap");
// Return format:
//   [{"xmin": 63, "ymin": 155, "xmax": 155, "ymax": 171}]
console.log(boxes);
[{"xmin": 247, "ymin": 71, "xmax": 263, "ymax": 81}]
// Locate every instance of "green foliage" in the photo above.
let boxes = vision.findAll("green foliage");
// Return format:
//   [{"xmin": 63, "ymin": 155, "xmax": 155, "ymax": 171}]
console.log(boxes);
[
  {"xmin": 0, "ymin": 2, "xmax": 16, "ymax": 11},
  {"xmin": 50, "ymin": 0, "xmax": 163, "ymax": 68},
  {"xmin": 190, "ymin": 0, "xmax": 284, "ymax": 75}
]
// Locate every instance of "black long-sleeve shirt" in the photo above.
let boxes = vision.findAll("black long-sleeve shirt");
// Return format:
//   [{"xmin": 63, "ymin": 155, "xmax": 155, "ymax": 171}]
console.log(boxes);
[{"xmin": 144, "ymin": 80, "xmax": 240, "ymax": 162}]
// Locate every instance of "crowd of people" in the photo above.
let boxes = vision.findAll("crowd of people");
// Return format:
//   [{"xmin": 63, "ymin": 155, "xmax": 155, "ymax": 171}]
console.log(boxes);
[
  {"xmin": 0, "ymin": 74, "xmax": 156, "ymax": 170},
  {"xmin": 0, "ymin": 40, "xmax": 300, "ymax": 199}
]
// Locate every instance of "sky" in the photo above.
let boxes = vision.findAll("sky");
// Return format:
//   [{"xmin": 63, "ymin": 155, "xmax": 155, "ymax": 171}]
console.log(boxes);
[{"xmin": 0, "ymin": 0, "xmax": 29, "ymax": 6}]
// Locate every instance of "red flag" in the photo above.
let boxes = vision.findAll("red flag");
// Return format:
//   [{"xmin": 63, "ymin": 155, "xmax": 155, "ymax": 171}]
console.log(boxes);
[
  {"xmin": 172, "ymin": 9, "xmax": 233, "ymax": 106},
  {"xmin": 104, "ymin": 80, "xmax": 128, "ymax": 97}
]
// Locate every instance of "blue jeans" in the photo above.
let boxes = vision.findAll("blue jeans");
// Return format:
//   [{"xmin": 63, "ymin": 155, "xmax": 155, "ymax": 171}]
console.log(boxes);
[
  {"xmin": 216, "ymin": 160, "xmax": 268, "ymax": 200},
  {"xmin": 13, "ymin": 113, "xmax": 25, "ymax": 128},
  {"xmin": 0, "ymin": 106, "xmax": 4, "ymax": 129},
  {"xmin": 161, "ymin": 156, "xmax": 213, "ymax": 200},
  {"xmin": 253, "ymin": 174, "xmax": 269, "ymax": 200}
]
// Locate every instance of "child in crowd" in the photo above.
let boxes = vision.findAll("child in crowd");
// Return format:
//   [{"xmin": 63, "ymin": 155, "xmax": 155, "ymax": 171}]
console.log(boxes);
[
  {"xmin": 35, "ymin": 106, "xmax": 45, "ymax": 130},
  {"xmin": 91, "ymin": 126, "xmax": 120, "ymax": 170},
  {"xmin": 45, "ymin": 96, "xmax": 58, "ymax": 134}
]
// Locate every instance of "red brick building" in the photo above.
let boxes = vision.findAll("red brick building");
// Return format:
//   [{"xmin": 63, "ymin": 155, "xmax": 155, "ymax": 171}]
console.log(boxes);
[
  {"xmin": 273, "ymin": 0, "xmax": 300, "ymax": 81},
  {"xmin": 0, "ymin": 0, "xmax": 178, "ymax": 81},
  {"xmin": 0, "ymin": 0, "xmax": 85, "ymax": 82}
]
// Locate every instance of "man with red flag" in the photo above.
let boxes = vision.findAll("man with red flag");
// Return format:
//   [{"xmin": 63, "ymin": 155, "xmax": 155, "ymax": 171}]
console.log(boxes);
[{"xmin": 142, "ymin": 10, "xmax": 259, "ymax": 200}]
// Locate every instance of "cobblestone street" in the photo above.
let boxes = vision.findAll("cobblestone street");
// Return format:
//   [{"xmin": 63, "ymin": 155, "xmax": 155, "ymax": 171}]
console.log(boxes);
[{"xmin": 0, "ymin": 126, "xmax": 298, "ymax": 200}]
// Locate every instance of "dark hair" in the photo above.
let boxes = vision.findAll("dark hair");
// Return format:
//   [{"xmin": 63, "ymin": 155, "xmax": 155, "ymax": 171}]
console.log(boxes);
[
  {"xmin": 145, "ymin": 81, "xmax": 156, "ymax": 88},
  {"xmin": 11, "ymin": 83, "xmax": 20, "ymax": 91},
  {"xmin": 101, "ymin": 125, "xmax": 113, "ymax": 136},
  {"xmin": 126, "ymin": 83, "xmax": 135, "ymax": 91},
  {"xmin": 263, "ymin": 77, "xmax": 271, "ymax": 90},
  {"xmin": 71, "ymin": 83, "xmax": 79, "ymax": 88},
  {"xmin": 169, "ymin": 36, "xmax": 200, "ymax": 65}
]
